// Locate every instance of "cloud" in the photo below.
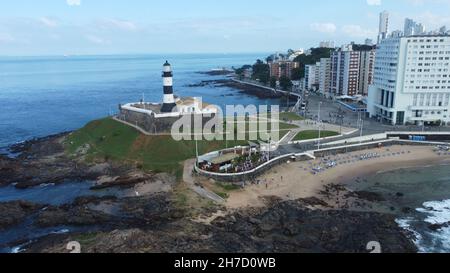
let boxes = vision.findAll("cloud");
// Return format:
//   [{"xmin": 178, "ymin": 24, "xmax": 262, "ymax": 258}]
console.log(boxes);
[
  {"xmin": 310, "ymin": 22, "xmax": 337, "ymax": 33},
  {"xmin": 39, "ymin": 17, "xmax": 59, "ymax": 28},
  {"xmin": 66, "ymin": 0, "xmax": 81, "ymax": 6},
  {"xmin": 0, "ymin": 33, "xmax": 14, "ymax": 43},
  {"xmin": 85, "ymin": 35, "xmax": 109, "ymax": 45},
  {"xmin": 367, "ymin": 0, "xmax": 382, "ymax": 5},
  {"xmin": 98, "ymin": 19, "xmax": 138, "ymax": 32},
  {"xmin": 342, "ymin": 25, "xmax": 378, "ymax": 38}
]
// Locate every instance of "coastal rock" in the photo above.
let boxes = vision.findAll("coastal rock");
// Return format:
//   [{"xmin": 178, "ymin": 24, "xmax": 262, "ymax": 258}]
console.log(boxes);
[
  {"xmin": 428, "ymin": 222, "xmax": 450, "ymax": 231},
  {"xmin": 35, "ymin": 206, "xmax": 114, "ymax": 228},
  {"xmin": 0, "ymin": 201, "xmax": 44, "ymax": 230},
  {"xmin": 346, "ymin": 191, "xmax": 386, "ymax": 202},
  {"xmin": 197, "ymin": 70, "xmax": 234, "ymax": 76},
  {"xmin": 25, "ymin": 199, "xmax": 417, "ymax": 253},
  {"xmin": 1, "ymin": 134, "xmax": 135, "ymax": 189},
  {"xmin": 9, "ymin": 132, "xmax": 68, "ymax": 157},
  {"xmin": 91, "ymin": 173, "xmax": 154, "ymax": 190},
  {"xmin": 401, "ymin": 207, "xmax": 414, "ymax": 214}
]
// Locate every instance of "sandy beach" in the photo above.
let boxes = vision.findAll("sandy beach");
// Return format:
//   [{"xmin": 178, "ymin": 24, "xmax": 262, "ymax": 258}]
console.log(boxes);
[{"xmin": 225, "ymin": 145, "xmax": 450, "ymax": 209}]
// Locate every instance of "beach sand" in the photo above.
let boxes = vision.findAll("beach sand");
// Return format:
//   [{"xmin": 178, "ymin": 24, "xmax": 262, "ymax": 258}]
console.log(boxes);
[{"xmin": 225, "ymin": 145, "xmax": 450, "ymax": 210}]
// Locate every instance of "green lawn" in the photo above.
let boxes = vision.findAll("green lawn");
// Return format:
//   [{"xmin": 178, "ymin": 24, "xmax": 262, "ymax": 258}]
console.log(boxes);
[
  {"xmin": 293, "ymin": 130, "xmax": 340, "ymax": 141},
  {"xmin": 65, "ymin": 117, "xmax": 294, "ymax": 174},
  {"xmin": 226, "ymin": 119, "xmax": 298, "ymax": 131},
  {"xmin": 258, "ymin": 112, "xmax": 305, "ymax": 121},
  {"xmin": 279, "ymin": 112, "xmax": 305, "ymax": 121}
]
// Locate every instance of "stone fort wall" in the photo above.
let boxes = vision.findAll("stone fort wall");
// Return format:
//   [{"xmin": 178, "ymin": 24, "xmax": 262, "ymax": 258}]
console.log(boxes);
[{"xmin": 118, "ymin": 108, "xmax": 217, "ymax": 135}]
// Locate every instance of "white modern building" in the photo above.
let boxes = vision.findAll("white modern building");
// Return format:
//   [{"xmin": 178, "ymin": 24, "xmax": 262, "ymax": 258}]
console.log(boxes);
[
  {"xmin": 368, "ymin": 35, "xmax": 450, "ymax": 125},
  {"xmin": 304, "ymin": 64, "xmax": 318, "ymax": 91},
  {"xmin": 378, "ymin": 11, "xmax": 389, "ymax": 44},
  {"xmin": 404, "ymin": 18, "xmax": 425, "ymax": 37}
]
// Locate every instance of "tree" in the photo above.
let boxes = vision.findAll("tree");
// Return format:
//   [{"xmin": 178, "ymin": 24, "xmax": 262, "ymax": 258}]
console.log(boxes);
[
  {"xmin": 270, "ymin": 77, "xmax": 277, "ymax": 89},
  {"xmin": 279, "ymin": 76, "xmax": 293, "ymax": 91},
  {"xmin": 280, "ymin": 76, "xmax": 293, "ymax": 110},
  {"xmin": 291, "ymin": 67, "xmax": 302, "ymax": 81},
  {"xmin": 252, "ymin": 59, "xmax": 270, "ymax": 85},
  {"xmin": 234, "ymin": 64, "xmax": 252, "ymax": 79},
  {"xmin": 293, "ymin": 47, "xmax": 333, "ymax": 78}
]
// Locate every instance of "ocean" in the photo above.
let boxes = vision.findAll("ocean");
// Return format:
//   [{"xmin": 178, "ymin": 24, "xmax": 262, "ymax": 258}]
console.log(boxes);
[
  {"xmin": 348, "ymin": 164, "xmax": 450, "ymax": 253},
  {"xmin": 0, "ymin": 53, "xmax": 277, "ymax": 149}
]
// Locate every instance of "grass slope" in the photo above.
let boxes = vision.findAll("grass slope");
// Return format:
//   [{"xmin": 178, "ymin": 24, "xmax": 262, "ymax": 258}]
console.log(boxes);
[{"xmin": 65, "ymin": 118, "xmax": 296, "ymax": 174}]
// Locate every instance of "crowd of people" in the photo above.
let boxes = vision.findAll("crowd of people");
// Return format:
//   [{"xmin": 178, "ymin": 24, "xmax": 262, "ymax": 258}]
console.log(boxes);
[
  {"xmin": 233, "ymin": 151, "xmax": 270, "ymax": 173},
  {"xmin": 302, "ymin": 149, "xmax": 412, "ymax": 175}
]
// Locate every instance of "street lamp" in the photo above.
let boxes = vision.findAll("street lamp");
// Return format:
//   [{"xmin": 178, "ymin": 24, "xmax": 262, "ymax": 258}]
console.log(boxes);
[
  {"xmin": 317, "ymin": 101, "xmax": 322, "ymax": 150},
  {"xmin": 358, "ymin": 111, "xmax": 364, "ymax": 144}
]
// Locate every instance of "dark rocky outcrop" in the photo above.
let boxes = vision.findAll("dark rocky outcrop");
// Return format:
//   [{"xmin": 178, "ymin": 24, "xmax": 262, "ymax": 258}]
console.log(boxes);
[
  {"xmin": 0, "ymin": 201, "xmax": 44, "ymax": 230},
  {"xmin": 1, "ymin": 134, "xmax": 134, "ymax": 189},
  {"xmin": 24, "ymin": 199, "xmax": 417, "ymax": 253}
]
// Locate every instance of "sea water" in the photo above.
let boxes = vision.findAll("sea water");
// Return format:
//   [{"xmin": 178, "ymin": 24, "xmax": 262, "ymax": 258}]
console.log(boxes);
[
  {"xmin": 350, "ymin": 164, "xmax": 450, "ymax": 253},
  {"xmin": 0, "ymin": 53, "xmax": 275, "ymax": 149}
]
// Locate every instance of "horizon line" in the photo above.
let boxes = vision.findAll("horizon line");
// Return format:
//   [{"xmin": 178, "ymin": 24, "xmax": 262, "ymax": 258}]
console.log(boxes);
[{"xmin": 0, "ymin": 51, "xmax": 274, "ymax": 59}]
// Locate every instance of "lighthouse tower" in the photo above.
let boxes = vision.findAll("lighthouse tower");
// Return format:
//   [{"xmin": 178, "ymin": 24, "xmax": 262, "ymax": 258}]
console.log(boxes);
[{"xmin": 161, "ymin": 61, "xmax": 177, "ymax": 113}]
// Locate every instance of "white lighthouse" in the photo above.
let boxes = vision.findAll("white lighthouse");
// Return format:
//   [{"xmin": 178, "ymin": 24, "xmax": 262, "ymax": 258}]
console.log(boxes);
[{"xmin": 161, "ymin": 61, "xmax": 177, "ymax": 113}]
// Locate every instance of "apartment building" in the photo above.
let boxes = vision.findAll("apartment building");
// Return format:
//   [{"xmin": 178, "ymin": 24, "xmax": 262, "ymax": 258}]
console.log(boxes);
[
  {"xmin": 330, "ymin": 44, "xmax": 376, "ymax": 97},
  {"xmin": 367, "ymin": 35, "xmax": 450, "ymax": 125},
  {"xmin": 305, "ymin": 64, "xmax": 318, "ymax": 91},
  {"xmin": 269, "ymin": 61, "xmax": 300, "ymax": 79},
  {"xmin": 318, "ymin": 58, "xmax": 332, "ymax": 97}
]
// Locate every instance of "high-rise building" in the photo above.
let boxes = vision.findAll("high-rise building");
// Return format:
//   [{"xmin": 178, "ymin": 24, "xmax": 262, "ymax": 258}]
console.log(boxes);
[
  {"xmin": 378, "ymin": 11, "xmax": 389, "ymax": 44},
  {"xmin": 318, "ymin": 58, "xmax": 332, "ymax": 98},
  {"xmin": 404, "ymin": 18, "xmax": 426, "ymax": 37},
  {"xmin": 330, "ymin": 44, "xmax": 376, "ymax": 97},
  {"xmin": 314, "ymin": 61, "xmax": 321, "ymax": 88},
  {"xmin": 269, "ymin": 61, "xmax": 300, "ymax": 79},
  {"xmin": 358, "ymin": 50, "xmax": 376, "ymax": 97},
  {"xmin": 404, "ymin": 18, "xmax": 415, "ymax": 36},
  {"xmin": 415, "ymin": 23, "xmax": 425, "ymax": 35},
  {"xmin": 305, "ymin": 64, "xmax": 318, "ymax": 91},
  {"xmin": 367, "ymin": 35, "xmax": 450, "ymax": 125}
]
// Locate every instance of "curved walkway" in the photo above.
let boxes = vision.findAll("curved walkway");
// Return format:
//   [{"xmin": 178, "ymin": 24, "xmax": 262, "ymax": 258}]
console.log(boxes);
[{"xmin": 183, "ymin": 159, "xmax": 225, "ymax": 203}]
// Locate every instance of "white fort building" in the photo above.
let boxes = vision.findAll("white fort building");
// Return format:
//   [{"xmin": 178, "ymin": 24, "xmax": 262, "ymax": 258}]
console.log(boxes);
[
  {"xmin": 118, "ymin": 61, "xmax": 218, "ymax": 134},
  {"xmin": 368, "ymin": 35, "xmax": 450, "ymax": 125}
]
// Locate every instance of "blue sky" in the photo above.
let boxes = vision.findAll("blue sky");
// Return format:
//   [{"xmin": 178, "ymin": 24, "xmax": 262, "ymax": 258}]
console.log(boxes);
[{"xmin": 0, "ymin": 0, "xmax": 449, "ymax": 56}]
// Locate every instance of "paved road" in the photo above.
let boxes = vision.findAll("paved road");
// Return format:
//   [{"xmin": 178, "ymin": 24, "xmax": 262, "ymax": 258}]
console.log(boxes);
[{"xmin": 183, "ymin": 159, "xmax": 225, "ymax": 204}]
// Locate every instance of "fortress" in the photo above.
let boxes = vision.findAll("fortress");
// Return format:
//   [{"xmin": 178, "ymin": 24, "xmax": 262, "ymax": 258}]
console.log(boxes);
[{"xmin": 117, "ymin": 61, "xmax": 218, "ymax": 134}]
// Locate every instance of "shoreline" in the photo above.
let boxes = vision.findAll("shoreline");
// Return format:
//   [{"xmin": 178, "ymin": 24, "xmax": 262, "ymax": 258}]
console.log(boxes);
[
  {"xmin": 223, "ymin": 145, "xmax": 450, "ymax": 210},
  {"xmin": 1, "ymin": 135, "xmax": 430, "ymax": 252}
]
